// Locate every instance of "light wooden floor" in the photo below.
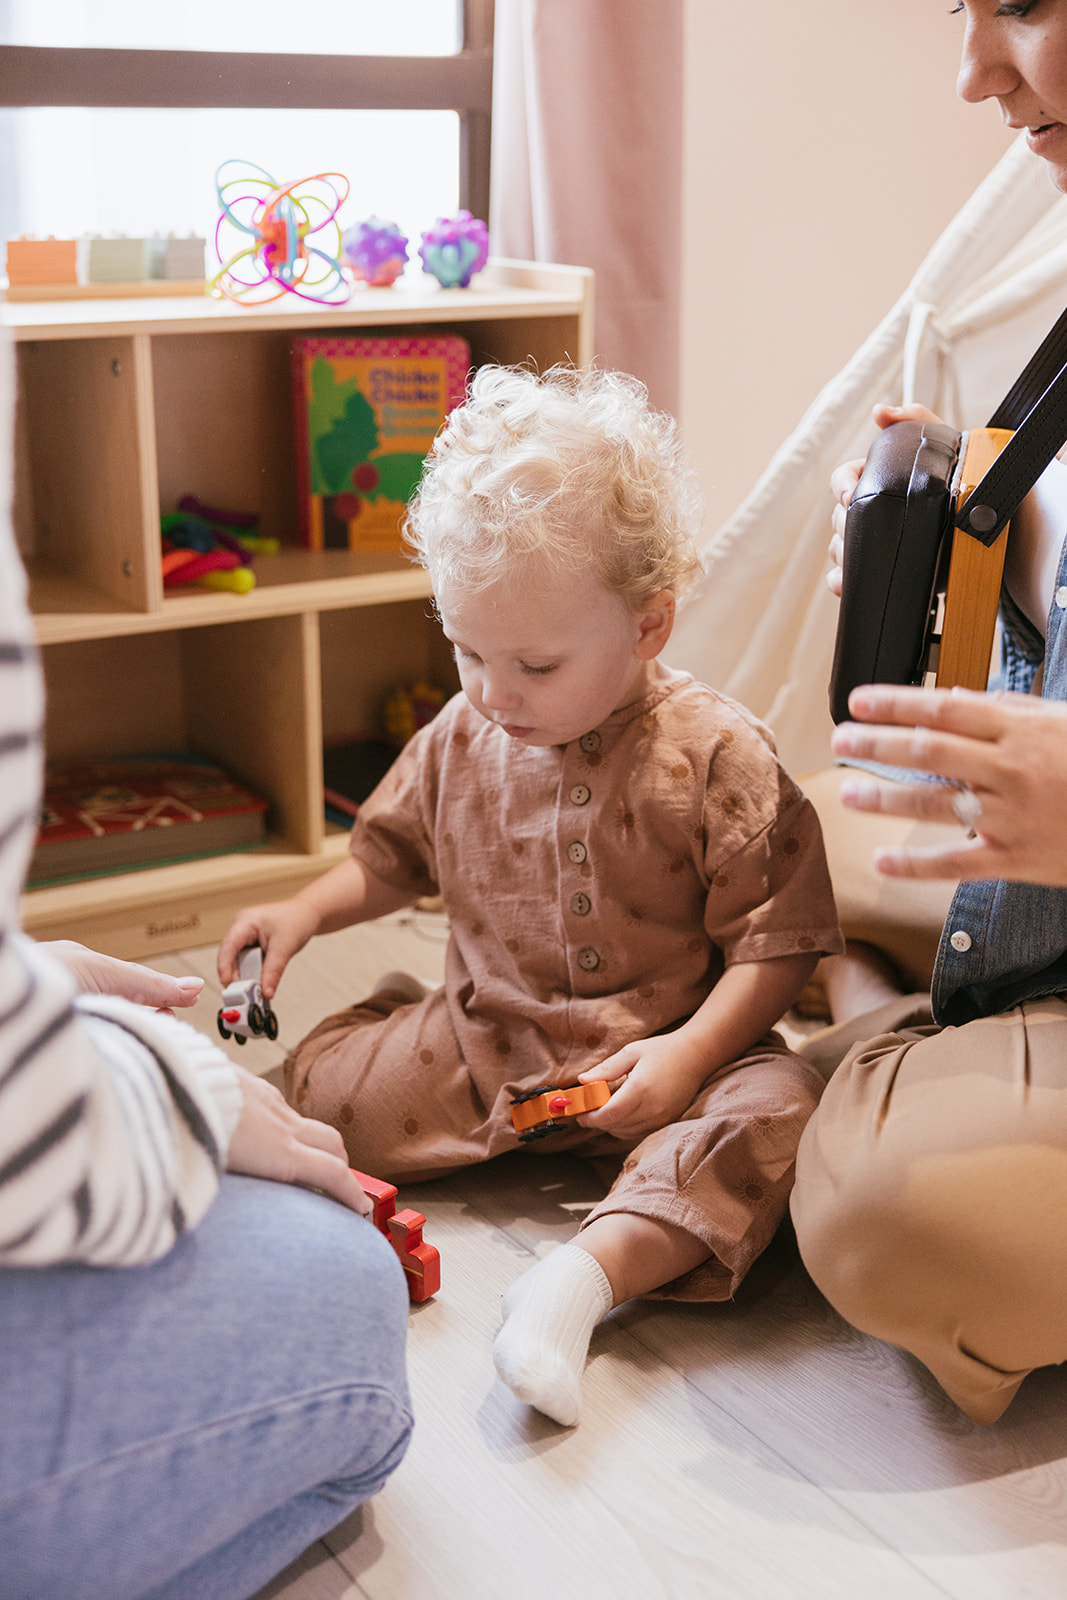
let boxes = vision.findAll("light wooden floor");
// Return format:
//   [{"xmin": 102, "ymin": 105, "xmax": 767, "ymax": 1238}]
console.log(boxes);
[{"xmin": 153, "ymin": 912, "xmax": 1067, "ymax": 1600}]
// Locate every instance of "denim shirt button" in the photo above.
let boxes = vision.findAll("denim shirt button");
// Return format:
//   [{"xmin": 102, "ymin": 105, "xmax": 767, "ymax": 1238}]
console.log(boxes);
[
  {"xmin": 1057, "ymin": 587, "xmax": 1067, "ymax": 610},
  {"xmin": 949, "ymin": 929, "xmax": 973, "ymax": 953}
]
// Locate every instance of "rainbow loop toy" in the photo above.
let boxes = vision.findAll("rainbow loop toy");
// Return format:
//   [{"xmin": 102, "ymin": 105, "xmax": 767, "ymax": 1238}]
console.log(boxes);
[{"xmin": 212, "ymin": 159, "xmax": 350, "ymax": 306}]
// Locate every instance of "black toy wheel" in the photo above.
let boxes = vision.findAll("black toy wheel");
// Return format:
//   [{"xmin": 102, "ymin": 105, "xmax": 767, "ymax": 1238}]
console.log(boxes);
[
  {"xmin": 233, "ymin": 1032, "xmax": 245, "ymax": 1046},
  {"xmin": 264, "ymin": 1009, "xmax": 279, "ymax": 1041},
  {"xmin": 518, "ymin": 1120, "xmax": 567, "ymax": 1143},
  {"xmin": 217, "ymin": 1019, "xmax": 231, "ymax": 1041},
  {"xmin": 248, "ymin": 1003, "xmax": 264, "ymax": 1035},
  {"xmin": 510, "ymin": 1085, "xmax": 555, "ymax": 1106}
]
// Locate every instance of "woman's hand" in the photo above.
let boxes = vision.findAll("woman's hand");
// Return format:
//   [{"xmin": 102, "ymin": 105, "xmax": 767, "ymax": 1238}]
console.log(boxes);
[
  {"xmin": 828, "ymin": 403, "xmax": 946, "ymax": 596},
  {"xmin": 832, "ymin": 683, "xmax": 1067, "ymax": 884},
  {"xmin": 226, "ymin": 1066, "xmax": 372, "ymax": 1215},
  {"xmin": 41, "ymin": 940, "xmax": 204, "ymax": 1012},
  {"xmin": 217, "ymin": 898, "xmax": 322, "ymax": 998},
  {"xmin": 576, "ymin": 1035, "xmax": 710, "ymax": 1142}
]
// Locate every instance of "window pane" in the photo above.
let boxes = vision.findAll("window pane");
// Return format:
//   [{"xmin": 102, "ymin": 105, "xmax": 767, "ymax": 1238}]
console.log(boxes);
[
  {"xmin": 7, "ymin": 107, "xmax": 460, "ymax": 281},
  {"xmin": 3, "ymin": 0, "xmax": 461, "ymax": 55}
]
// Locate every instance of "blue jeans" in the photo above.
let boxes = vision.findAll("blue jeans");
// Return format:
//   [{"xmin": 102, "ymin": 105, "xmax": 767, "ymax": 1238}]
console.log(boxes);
[{"xmin": 0, "ymin": 1175, "xmax": 413, "ymax": 1600}]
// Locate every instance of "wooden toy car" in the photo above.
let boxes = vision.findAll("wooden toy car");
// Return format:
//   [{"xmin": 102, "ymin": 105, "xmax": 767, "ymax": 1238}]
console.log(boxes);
[
  {"xmin": 217, "ymin": 945, "xmax": 278, "ymax": 1044},
  {"xmin": 509, "ymin": 1081, "xmax": 611, "ymax": 1142},
  {"xmin": 352, "ymin": 1169, "xmax": 441, "ymax": 1302}
]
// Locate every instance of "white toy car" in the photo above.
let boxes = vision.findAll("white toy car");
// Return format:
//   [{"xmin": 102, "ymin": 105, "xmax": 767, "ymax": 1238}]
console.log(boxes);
[{"xmin": 217, "ymin": 945, "xmax": 278, "ymax": 1044}]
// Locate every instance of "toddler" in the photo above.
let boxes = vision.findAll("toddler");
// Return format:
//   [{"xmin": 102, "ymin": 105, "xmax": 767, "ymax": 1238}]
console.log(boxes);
[{"xmin": 219, "ymin": 364, "xmax": 843, "ymax": 1427}]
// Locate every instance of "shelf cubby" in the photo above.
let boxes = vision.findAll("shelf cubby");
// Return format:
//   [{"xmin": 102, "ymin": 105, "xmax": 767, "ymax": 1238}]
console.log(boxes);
[{"xmin": 6, "ymin": 259, "xmax": 593, "ymax": 956}]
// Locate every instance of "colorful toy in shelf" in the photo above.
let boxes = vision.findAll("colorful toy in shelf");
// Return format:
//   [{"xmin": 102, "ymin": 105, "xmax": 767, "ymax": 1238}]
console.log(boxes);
[
  {"xmin": 211, "ymin": 158, "xmax": 351, "ymax": 306},
  {"xmin": 4, "ymin": 233, "xmax": 207, "ymax": 295},
  {"xmin": 5, "ymin": 235, "xmax": 77, "ymax": 287},
  {"xmin": 161, "ymin": 496, "xmax": 277, "ymax": 595},
  {"xmin": 340, "ymin": 216, "xmax": 409, "ymax": 287},
  {"xmin": 352, "ymin": 1168, "xmax": 441, "ymax": 1301},
  {"xmin": 418, "ymin": 210, "xmax": 489, "ymax": 289},
  {"xmin": 509, "ymin": 1081, "xmax": 612, "ymax": 1143},
  {"xmin": 217, "ymin": 945, "xmax": 279, "ymax": 1044},
  {"xmin": 291, "ymin": 332, "xmax": 470, "ymax": 554},
  {"xmin": 384, "ymin": 680, "xmax": 447, "ymax": 747}
]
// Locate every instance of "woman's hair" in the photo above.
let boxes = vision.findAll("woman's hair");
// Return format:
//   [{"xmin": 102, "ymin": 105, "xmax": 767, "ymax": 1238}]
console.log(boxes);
[{"xmin": 404, "ymin": 363, "xmax": 704, "ymax": 608}]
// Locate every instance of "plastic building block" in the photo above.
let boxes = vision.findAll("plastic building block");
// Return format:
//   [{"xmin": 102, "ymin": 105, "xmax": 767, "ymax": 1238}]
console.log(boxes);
[
  {"xmin": 157, "ymin": 234, "xmax": 206, "ymax": 280},
  {"xmin": 85, "ymin": 235, "xmax": 155, "ymax": 283},
  {"xmin": 509, "ymin": 1080, "xmax": 611, "ymax": 1142},
  {"xmin": 6, "ymin": 236, "xmax": 77, "ymax": 286},
  {"xmin": 352, "ymin": 1169, "xmax": 441, "ymax": 1301}
]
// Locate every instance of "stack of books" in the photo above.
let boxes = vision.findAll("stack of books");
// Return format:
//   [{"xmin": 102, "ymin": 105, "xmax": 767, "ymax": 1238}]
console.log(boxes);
[{"xmin": 30, "ymin": 754, "xmax": 269, "ymax": 886}]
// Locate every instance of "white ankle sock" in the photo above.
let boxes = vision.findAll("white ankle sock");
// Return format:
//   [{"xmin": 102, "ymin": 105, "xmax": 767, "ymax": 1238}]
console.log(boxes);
[{"xmin": 492, "ymin": 1242, "xmax": 613, "ymax": 1427}]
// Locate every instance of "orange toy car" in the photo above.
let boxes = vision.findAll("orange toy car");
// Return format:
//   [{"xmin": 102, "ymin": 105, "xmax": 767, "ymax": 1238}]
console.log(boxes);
[
  {"xmin": 351, "ymin": 1169, "xmax": 441, "ymax": 1303},
  {"xmin": 509, "ymin": 1081, "xmax": 611, "ymax": 1142}
]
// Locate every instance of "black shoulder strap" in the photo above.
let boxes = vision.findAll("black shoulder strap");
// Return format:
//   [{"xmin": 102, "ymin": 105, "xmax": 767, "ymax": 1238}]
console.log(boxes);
[
  {"xmin": 955, "ymin": 304, "xmax": 1067, "ymax": 546},
  {"xmin": 988, "ymin": 303, "xmax": 1067, "ymax": 428}
]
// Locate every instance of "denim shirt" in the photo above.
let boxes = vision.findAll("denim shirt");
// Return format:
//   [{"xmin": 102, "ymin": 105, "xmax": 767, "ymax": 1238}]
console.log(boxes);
[{"xmin": 932, "ymin": 538, "xmax": 1067, "ymax": 1025}]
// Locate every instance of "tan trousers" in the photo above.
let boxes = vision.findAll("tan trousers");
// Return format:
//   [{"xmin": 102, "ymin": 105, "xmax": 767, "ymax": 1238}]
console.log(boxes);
[{"xmin": 791, "ymin": 995, "xmax": 1067, "ymax": 1423}]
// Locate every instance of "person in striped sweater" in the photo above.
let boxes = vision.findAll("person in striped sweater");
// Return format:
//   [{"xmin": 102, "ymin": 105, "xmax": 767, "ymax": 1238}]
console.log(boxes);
[{"xmin": 0, "ymin": 341, "xmax": 412, "ymax": 1599}]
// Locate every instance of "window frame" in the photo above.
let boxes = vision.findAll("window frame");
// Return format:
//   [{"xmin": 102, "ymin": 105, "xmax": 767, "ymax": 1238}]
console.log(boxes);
[{"xmin": 0, "ymin": 0, "xmax": 493, "ymax": 218}]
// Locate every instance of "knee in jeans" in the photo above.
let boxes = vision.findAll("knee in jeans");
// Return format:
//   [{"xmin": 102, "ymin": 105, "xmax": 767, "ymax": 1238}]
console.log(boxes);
[{"xmin": 324, "ymin": 1405, "xmax": 413, "ymax": 1505}]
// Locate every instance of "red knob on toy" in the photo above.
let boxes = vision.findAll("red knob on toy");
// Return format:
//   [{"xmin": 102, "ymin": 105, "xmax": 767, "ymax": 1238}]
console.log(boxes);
[{"xmin": 548, "ymin": 1094, "xmax": 571, "ymax": 1114}]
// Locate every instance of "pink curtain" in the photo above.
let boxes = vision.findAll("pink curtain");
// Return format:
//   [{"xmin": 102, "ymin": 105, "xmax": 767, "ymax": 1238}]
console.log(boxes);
[{"xmin": 490, "ymin": 0, "xmax": 684, "ymax": 415}]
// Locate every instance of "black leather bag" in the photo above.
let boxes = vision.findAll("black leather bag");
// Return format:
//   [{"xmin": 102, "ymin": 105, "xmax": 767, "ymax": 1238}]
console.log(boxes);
[{"xmin": 829, "ymin": 307, "xmax": 1067, "ymax": 724}]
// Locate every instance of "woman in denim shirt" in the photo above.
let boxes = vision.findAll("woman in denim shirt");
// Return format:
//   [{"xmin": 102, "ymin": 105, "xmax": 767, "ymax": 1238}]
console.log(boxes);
[{"xmin": 790, "ymin": 0, "xmax": 1067, "ymax": 1426}]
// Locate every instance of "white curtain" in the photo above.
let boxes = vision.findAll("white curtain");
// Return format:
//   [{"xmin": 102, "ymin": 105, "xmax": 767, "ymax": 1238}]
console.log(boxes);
[{"xmin": 668, "ymin": 136, "xmax": 1067, "ymax": 777}]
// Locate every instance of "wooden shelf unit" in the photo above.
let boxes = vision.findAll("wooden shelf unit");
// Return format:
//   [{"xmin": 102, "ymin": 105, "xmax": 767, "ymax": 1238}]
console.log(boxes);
[{"xmin": 7, "ymin": 259, "xmax": 594, "ymax": 957}]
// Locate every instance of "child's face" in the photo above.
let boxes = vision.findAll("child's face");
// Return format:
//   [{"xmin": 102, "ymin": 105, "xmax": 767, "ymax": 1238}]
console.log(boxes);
[{"xmin": 438, "ymin": 569, "xmax": 670, "ymax": 747}]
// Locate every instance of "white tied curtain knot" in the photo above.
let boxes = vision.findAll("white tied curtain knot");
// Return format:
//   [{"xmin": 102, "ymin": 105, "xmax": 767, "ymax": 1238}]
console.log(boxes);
[{"xmin": 902, "ymin": 300, "xmax": 954, "ymax": 410}]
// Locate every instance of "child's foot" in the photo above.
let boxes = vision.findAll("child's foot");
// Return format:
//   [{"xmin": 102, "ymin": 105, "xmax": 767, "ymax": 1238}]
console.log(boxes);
[
  {"xmin": 819, "ymin": 940, "xmax": 904, "ymax": 1023},
  {"xmin": 492, "ymin": 1243, "xmax": 613, "ymax": 1427}
]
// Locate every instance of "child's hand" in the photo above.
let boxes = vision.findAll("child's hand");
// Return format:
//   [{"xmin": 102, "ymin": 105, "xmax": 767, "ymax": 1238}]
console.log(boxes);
[
  {"xmin": 217, "ymin": 899, "xmax": 321, "ymax": 999},
  {"xmin": 576, "ymin": 1035, "xmax": 710, "ymax": 1142}
]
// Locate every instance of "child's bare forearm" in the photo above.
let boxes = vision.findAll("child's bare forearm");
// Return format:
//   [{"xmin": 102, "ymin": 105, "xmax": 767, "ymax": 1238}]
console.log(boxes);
[
  {"xmin": 578, "ymin": 953, "xmax": 820, "ymax": 1140},
  {"xmin": 675, "ymin": 952, "xmax": 818, "ymax": 1072},
  {"xmin": 219, "ymin": 855, "xmax": 418, "ymax": 994},
  {"xmin": 291, "ymin": 854, "xmax": 417, "ymax": 934}
]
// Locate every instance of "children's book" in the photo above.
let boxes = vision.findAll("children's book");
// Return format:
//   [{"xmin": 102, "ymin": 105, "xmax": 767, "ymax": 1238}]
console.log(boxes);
[
  {"xmin": 29, "ymin": 754, "xmax": 269, "ymax": 885},
  {"xmin": 291, "ymin": 332, "xmax": 470, "ymax": 554}
]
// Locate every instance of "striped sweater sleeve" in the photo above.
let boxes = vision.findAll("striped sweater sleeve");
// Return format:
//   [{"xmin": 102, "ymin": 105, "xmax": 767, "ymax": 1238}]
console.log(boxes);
[{"xmin": 0, "ymin": 334, "xmax": 242, "ymax": 1267}]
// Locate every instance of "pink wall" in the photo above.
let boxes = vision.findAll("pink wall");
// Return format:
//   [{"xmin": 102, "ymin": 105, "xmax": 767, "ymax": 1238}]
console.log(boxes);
[{"xmin": 681, "ymin": 0, "xmax": 1016, "ymax": 534}]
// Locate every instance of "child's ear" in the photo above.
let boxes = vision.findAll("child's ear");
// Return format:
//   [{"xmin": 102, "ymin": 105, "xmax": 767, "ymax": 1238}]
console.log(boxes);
[{"xmin": 634, "ymin": 589, "xmax": 676, "ymax": 659}]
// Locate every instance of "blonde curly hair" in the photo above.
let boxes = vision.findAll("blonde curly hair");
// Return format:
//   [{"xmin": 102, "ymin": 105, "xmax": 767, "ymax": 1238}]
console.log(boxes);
[{"xmin": 404, "ymin": 363, "xmax": 704, "ymax": 609}]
